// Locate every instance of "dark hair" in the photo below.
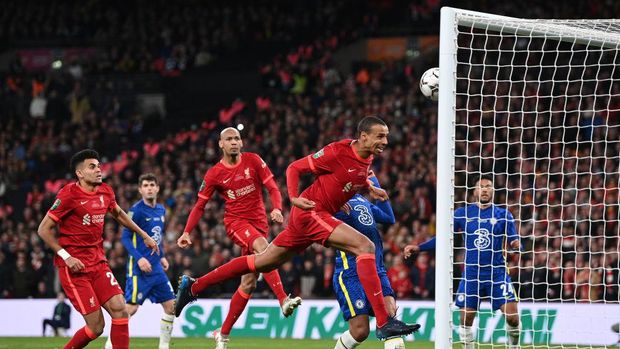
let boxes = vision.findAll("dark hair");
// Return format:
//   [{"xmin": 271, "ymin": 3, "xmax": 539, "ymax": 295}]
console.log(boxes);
[
  {"xmin": 70, "ymin": 149, "xmax": 100, "ymax": 172},
  {"xmin": 138, "ymin": 173, "xmax": 158, "ymax": 186},
  {"xmin": 476, "ymin": 174, "xmax": 494, "ymax": 185},
  {"xmin": 357, "ymin": 116, "xmax": 387, "ymax": 136}
]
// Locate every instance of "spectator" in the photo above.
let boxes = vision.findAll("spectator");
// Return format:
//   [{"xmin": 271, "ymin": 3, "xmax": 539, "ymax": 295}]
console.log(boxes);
[{"xmin": 42, "ymin": 292, "xmax": 71, "ymax": 337}]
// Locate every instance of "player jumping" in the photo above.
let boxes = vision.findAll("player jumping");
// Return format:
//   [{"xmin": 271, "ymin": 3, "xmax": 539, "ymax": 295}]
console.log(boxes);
[{"xmin": 175, "ymin": 116, "xmax": 420, "ymax": 340}]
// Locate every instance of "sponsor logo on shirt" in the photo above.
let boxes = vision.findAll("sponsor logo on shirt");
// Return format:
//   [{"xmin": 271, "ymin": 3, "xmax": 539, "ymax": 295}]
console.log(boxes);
[
  {"xmin": 227, "ymin": 190, "xmax": 236, "ymax": 200},
  {"xmin": 151, "ymin": 226, "xmax": 162, "ymax": 245},
  {"xmin": 473, "ymin": 228, "xmax": 491, "ymax": 249},
  {"xmin": 343, "ymin": 182, "xmax": 353, "ymax": 192},
  {"xmin": 82, "ymin": 213, "xmax": 105, "ymax": 225}
]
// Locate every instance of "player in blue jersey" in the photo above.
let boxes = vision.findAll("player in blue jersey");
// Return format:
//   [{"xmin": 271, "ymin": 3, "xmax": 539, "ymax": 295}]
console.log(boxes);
[
  {"xmin": 404, "ymin": 175, "xmax": 521, "ymax": 349},
  {"xmin": 333, "ymin": 171, "xmax": 406, "ymax": 349},
  {"xmin": 104, "ymin": 173, "xmax": 175, "ymax": 349}
]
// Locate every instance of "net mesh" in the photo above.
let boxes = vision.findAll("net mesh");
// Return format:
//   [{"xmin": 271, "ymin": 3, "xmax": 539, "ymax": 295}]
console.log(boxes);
[{"xmin": 451, "ymin": 15, "xmax": 620, "ymax": 348}]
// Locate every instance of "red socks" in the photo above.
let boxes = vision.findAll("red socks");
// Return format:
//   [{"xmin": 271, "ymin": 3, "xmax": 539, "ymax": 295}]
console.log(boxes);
[
  {"xmin": 111, "ymin": 318, "xmax": 129, "ymax": 349},
  {"xmin": 262, "ymin": 269, "xmax": 288, "ymax": 304},
  {"xmin": 191, "ymin": 255, "xmax": 255, "ymax": 295},
  {"xmin": 221, "ymin": 288, "xmax": 251, "ymax": 335},
  {"xmin": 356, "ymin": 254, "xmax": 389, "ymax": 327},
  {"xmin": 63, "ymin": 325, "xmax": 97, "ymax": 349}
]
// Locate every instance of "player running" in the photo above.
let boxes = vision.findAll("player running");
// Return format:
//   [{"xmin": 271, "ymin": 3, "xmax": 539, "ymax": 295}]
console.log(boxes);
[
  {"xmin": 179, "ymin": 127, "xmax": 301, "ymax": 349},
  {"xmin": 404, "ymin": 175, "xmax": 521, "ymax": 349},
  {"xmin": 175, "ymin": 116, "xmax": 420, "ymax": 340},
  {"xmin": 333, "ymin": 172, "xmax": 406, "ymax": 349},
  {"xmin": 37, "ymin": 149, "xmax": 159, "ymax": 349},
  {"xmin": 104, "ymin": 173, "xmax": 175, "ymax": 349}
]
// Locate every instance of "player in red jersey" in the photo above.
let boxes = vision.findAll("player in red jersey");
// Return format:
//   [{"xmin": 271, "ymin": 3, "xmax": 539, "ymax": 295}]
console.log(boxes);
[
  {"xmin": 177, "ymin": 127, "xmax": 301, "ymax": 348},
  {"xmin": 175, "ymin": 117, "xmax": 420, "ymax": 340},
  {"xmin": 37, "ymin": 149, "xmax": 159, "ymax": 349}
]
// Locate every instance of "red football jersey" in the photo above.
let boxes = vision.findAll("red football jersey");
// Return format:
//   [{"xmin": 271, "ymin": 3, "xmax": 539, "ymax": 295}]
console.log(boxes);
[
  {"xmin": 198, "ymin": 152, "xmax": 275, "ymax": 222},
  {"xmin": 47, "ymin": 182, "xmax": 117, "ymax": 267},
  {"xmin": 302, "ymin": 139, "xmax": 372, "ymax": 213}
]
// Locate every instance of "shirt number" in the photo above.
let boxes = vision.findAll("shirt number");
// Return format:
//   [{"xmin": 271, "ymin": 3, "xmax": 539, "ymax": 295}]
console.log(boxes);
[{"xmin": 106, "ymin": 272, "xmax": 119, "ymax": 286}]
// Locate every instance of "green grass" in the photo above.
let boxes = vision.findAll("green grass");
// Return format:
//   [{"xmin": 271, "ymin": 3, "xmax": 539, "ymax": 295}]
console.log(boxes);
[{"xmin": 0, "ymin": 337, "xmax": 611, "ymax": 349}]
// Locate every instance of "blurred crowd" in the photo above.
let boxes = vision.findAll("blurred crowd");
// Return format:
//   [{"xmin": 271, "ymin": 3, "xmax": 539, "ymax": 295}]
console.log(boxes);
[
  {"xmin": 1, "ymin": 0, "xmax": 369, "ymax": 75},
  {"xmin": 0, "ymin": 0, "xmax": 618, "ymax": 305}
]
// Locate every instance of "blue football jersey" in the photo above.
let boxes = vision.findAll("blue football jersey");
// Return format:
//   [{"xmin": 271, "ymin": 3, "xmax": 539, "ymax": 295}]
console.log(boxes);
[
  {"xmin": 333, "ymin": 180, "xmax": 395, "ymax": 276},
  {"xmin": 122, "ymin": 200, "xmax": 166, "ymax": 278},
  {"xmin": 454, "ymin": 203, "xmax": 518, "ymax": 275}
]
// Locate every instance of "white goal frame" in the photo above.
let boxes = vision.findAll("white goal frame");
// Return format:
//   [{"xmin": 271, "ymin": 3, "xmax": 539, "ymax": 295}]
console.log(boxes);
[{"xmin": 435, "ymin": 7, "xmax": 620, "ymax": 348}]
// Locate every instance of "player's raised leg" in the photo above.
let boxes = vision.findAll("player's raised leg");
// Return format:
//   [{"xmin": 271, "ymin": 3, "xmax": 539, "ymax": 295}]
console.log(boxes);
[
  {"xmin": 175, "ymin": 242, "xmax": 295, "ymax": 317},
  {"xmin": 101, "ymin": 294, "xmax": 130, "ymax": 349},
  {"xmin": 327, "ymin": 223, "xmax": 420, "ymax": 339}
]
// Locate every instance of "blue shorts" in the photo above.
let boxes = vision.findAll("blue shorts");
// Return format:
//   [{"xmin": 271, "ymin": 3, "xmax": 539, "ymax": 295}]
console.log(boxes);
[
  {"xmin": 125, "ymin": 272, "xmax": 175, "ymax": 305},
  {"xmin": 455, "ymin": 272, "xmax": 517, "ymax": 311},
  {"xmin": 333, "ymin": 270, "xmax": 395, "ymax": 321}
]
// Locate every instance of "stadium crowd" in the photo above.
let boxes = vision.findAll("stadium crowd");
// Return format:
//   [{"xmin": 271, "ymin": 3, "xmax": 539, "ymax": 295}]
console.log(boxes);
[{"xmin": 0, "ymin": 0, "xmax": 618, "ymax": 306}]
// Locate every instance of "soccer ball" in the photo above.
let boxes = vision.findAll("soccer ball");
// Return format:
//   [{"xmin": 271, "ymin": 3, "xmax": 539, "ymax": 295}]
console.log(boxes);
[{"xmin": 419, "ymin": 67, "xmax": 439, "ymax": 101}]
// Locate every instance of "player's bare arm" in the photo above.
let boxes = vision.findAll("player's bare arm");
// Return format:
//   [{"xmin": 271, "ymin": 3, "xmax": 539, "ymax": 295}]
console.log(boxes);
[
  {"xmin": 37, "ymin": 214, "xmax": 85, "ymax": 272},
  {"xmin": 110, "ymin": 204, "xmax": 160, "ymax": 255}
]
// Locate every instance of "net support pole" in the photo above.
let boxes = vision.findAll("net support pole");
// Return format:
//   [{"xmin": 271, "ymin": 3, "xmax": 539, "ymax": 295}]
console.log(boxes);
[{"xmin": 435, "ymin": 6, "xmax": 458, "ymax": 349}]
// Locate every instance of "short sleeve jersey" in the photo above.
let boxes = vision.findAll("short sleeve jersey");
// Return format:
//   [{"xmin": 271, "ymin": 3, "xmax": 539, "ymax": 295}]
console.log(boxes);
[
  {"xmin": 47, "ymin": 182, "xmax": 117, "ymax": 267},
  {"xmin": 197, "ymin": 152, "xmax": 275, "ymax": 222},
  {"xmin": 302, "ymin": 139, "xmax": 372, "ymax": 214}
]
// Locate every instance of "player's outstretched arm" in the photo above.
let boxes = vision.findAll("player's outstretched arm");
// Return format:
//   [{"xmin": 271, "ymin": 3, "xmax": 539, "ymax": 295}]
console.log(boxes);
[
  {"xmin": 403, "ymin": 238, "xmax": 436, "ymax": 259},
  {"xmin": 37, "ymin": 215, "xmax": 85, "ymax": 272},
  {"xmin": 110, "ymin": 204, "xmax": 159, "ymax": 255}
]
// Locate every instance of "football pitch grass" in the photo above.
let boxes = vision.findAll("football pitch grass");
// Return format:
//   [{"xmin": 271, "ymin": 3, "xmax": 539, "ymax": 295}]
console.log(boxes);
[{"xmin": 0, "ymin": 337, "xmax": 610, "ymax": 349}]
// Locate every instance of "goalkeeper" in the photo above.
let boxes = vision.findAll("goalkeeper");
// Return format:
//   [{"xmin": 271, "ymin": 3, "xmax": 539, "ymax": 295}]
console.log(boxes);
[{"xmin": 404, "ymin": 175, "xmax": 521, "ymax": 349}]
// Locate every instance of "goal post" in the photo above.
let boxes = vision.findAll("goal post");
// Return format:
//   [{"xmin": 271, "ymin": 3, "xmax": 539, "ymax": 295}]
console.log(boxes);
[{"xmin": 436, "ymin": 7, "xmax": 620, "ymax": 348}]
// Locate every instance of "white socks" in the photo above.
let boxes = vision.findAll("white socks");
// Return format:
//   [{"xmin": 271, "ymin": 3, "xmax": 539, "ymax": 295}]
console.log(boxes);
[
  {"xmin": 159, "ymin": 313, "xmax": 175, "ymax": 349},
  {"xmin": 506, "ymin": 322, "xmax": 520, "ymax": 348},
  {"xmin": 458, "ymin": 325, "xmax": 475, "ymax": 349},
  {"xmin": 384, "ymin": 336, "xmax": 406, "ymax": 349},
  {"xmin": 334, "ymin": 330, "xmax": 361, "ymax": 349}
]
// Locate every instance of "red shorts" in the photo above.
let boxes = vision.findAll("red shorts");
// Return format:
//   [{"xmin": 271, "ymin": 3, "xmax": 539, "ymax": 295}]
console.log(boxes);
[
  {"xmin": 224, "ymin": 218, "xmax": 269, "ymax": 255},
  {"xmin": 58, "ymin": 262, "xmax": 123, "ymax": 315},
  {"xmin": 272, "ymin": 207, "xmax": 343, "ymax": 253}
]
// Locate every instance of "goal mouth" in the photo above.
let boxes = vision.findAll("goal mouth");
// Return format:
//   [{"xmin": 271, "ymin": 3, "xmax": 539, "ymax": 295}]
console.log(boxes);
[{"xmin": 436, "ymin": 7, "xmax": 620, "ymax": 349}]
